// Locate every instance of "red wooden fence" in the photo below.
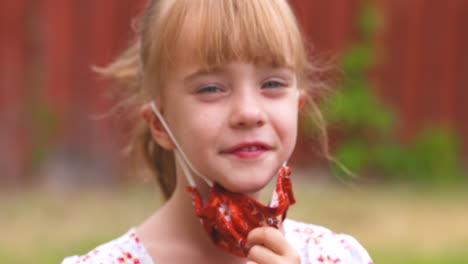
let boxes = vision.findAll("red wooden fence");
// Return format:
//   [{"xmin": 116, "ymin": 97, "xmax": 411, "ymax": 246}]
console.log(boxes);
[{"xmin": 1, "ymin": 0, "xmax": 467, "ymax": 185}]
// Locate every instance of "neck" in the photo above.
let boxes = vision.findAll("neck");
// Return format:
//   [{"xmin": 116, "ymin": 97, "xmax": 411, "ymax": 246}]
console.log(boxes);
[{"xmin": 136, "ymin": 176, "xmax": 246, "ymax": 264}]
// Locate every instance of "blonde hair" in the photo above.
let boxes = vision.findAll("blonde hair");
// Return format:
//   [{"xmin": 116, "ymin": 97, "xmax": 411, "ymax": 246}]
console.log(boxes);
[{"xmin": 97, "ymin": 0, "xmax": 329, "ymax": 200}]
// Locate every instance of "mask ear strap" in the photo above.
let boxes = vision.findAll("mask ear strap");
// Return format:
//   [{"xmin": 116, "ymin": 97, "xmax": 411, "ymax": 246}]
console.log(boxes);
[
  {"xmin": 150, "ymin": 102, "xmax": 213, "ymax": 187},
  {"xmin": 269, "ymin": 161, "xmax": 289, "ymax": 207},
  {"xmin": 175, "ymin": 152, "xmax": 196, "ymax": 186}
]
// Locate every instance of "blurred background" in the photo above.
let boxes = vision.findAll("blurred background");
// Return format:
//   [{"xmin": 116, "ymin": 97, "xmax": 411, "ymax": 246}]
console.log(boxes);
[{"xmin": 1, "ymin": 0, "xmax": 467, "ymax": 263}]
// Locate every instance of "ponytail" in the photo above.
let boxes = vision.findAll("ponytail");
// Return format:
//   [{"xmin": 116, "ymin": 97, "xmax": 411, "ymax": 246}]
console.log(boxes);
[{"xmin": 95, "ymin": 39, "xmax": 177, "ymax": 201}]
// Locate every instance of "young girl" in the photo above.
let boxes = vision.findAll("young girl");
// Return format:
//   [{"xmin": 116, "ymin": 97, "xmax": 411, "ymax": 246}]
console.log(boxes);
[{"xmin": 63, "ymin": 0, "xmax": 373, "ymax": 263}]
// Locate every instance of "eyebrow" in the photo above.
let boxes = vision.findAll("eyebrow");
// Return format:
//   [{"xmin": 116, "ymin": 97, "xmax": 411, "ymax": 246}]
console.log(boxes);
[
  {"xmin": 264, "ymin": 66, "xmax": 295, "ymax": 75},
  {"xmin": 183, "ymin": 67, "xmax": 223, "ymax": 83}
]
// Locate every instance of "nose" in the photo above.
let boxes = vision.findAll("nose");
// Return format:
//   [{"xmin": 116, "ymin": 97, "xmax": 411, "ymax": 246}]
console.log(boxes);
[{"xmin": 228, "ymin": 93, "xmax": 266, "ymax": 129}]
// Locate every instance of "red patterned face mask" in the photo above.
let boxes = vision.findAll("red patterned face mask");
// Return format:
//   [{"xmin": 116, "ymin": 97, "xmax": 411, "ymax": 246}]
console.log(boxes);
[
  {"xmin": 150, "ymin": 102, "xmax": 296, "ymax": 258},
  {"xmin": 186, "ymin": 166, "xmax": 295, "ymax": 257}
]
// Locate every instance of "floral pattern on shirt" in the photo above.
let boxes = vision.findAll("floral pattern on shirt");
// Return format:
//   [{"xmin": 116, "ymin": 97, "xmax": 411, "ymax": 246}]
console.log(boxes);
[
  {"xmin": 62, "ymin": 229, "xmax": 152, "ymax": 264},
  {"xmin": 62, "ymin": 219, "xmax": 373, "ymax": 264},
  {"xmin": 284, "ymin": 219, "xmax": 373, "ymax": 264}
]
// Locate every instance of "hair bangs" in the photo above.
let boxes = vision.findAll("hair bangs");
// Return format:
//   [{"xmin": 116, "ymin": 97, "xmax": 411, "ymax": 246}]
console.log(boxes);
[{"xmin": 166, "ymin": 0, "xmax": 306, "ymax": 73}]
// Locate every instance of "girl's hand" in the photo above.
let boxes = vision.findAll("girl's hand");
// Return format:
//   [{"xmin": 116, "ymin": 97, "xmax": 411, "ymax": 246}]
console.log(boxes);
[{"xmin": 246, "ymin": 226, "xmax": 301, "ymax": 264}]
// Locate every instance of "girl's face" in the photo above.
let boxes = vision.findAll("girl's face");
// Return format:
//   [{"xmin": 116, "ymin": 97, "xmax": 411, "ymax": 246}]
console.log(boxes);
[{"xmin": 156, "ymin": 60, "xmax": 301, "ymax": 194}]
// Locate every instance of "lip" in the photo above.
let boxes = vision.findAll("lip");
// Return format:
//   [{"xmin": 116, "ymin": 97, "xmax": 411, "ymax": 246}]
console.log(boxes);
[{"xmin": 221, "ymin": 141, "xmax": 272, "ymax": 159}]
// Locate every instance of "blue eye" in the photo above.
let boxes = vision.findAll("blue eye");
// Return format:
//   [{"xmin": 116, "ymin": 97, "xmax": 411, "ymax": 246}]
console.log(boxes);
[
  {"xmin": 198, "ymin": 85, "xmax": 222, "ymax": 93},
  {"xmin": 262, "ymin": 81, "xmax": 284, "ymax": 89}
]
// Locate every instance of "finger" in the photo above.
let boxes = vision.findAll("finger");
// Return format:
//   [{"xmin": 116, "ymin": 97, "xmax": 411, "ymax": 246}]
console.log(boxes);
[
  {"xmin": 248, "ymin": 245, "xmax": 281, "ymax": 264},
  {"xmin": 246, "ymin": 261, "xmax": 257, "ymax": 264},
  {"xmin": 247, "ymin": 227, "xmax": 289, "ymax": 255}
]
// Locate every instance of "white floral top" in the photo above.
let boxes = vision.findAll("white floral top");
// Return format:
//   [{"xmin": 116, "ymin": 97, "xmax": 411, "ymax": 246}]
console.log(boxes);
[{"xmin": 62, "ymin": 219, "xmax": 373, "ymax": 264}]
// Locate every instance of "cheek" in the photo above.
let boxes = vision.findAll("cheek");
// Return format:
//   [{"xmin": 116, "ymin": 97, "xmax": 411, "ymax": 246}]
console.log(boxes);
[
  {"xmin": 171, "ymin": 104, "xmax": 225, "ymax": 151},
  {"xmin": 269, "ymin": 102, "xmax": 299, "ymax": 150}
]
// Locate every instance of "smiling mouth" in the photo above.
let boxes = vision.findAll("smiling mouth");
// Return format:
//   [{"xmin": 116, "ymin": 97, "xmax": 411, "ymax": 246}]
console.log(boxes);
[
  {"xmin": 237, "ymin": 146, "xmax": 265, "ymax": 151},
  {"xmin": 222, "ymin": 142, "xmax": 272, "ymax": 159}
]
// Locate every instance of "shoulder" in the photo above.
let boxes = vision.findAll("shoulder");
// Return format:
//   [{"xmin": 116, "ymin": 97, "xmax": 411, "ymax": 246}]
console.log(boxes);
[
  {"xmin": 283, "ymin": 219, "xmax": 373, "ymax": 264},
  {"xmin": 61, "ymin": 228, "xmax": 154, "ymax": 264}
]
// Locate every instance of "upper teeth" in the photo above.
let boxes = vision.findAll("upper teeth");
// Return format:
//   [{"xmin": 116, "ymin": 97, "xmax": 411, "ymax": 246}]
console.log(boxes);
[{"xmin": 240, "ymin": 146, "xmax": 261, "ymax": 151}]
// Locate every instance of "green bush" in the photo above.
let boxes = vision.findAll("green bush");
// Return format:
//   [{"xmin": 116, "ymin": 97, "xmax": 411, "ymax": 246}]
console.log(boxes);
[{"xmin": 312, "ymin": 1, "xmax": 466, "ymax": 185}]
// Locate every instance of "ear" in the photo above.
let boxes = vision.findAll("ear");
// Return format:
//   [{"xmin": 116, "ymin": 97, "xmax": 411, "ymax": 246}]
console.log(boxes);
[
  {"xmin": 298, "ymin": 89, "xmax": 307, "ymax": 110},
  {"xmin": 140, "ymin": 103, "xmax": 175, "ymax": 150}
]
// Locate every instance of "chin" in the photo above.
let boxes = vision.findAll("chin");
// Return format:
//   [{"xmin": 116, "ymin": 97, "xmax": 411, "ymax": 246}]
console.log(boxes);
[{"xmin": 219, "ymin": 171, "xmax": 274, "ymax": 194}]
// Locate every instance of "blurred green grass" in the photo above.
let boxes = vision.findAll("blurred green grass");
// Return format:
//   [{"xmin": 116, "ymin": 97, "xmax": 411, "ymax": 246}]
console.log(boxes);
[{"xmin": 1, "ymin": 179, "xmax": 467, "ymax": 264}]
